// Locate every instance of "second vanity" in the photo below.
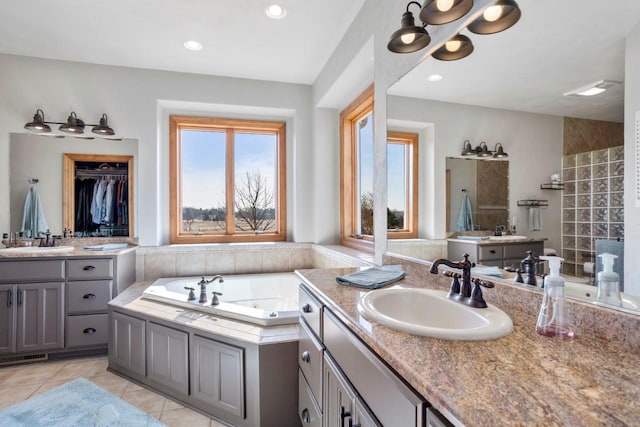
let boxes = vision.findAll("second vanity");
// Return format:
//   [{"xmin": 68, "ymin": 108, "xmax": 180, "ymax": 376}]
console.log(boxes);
[
  {"xmin": 296, "ymin": 266, "xmax": 640, "ymax": 426},
  {"xmin": 447, "ymin": 237, "xmax": 545, "ymax": 268},
  {"xmin": 0, "ymin": 245, "xmax": 135, "ymax": 361}
]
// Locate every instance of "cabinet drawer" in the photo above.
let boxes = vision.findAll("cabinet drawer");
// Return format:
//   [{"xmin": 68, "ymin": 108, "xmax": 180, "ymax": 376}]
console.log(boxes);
[
  {"xmin": 67, "ymin": 258, "xmax": 113, "ymax": 280},
  {"xmin": 298, "ymin": 370, "xmax": 322, "ymax": 427},
  {"xmin": 478, "ymin": 245, "xmax": 502, "ymax": 261},
  {"xmin": 66, "ymin": 314, "xmax": 108, "ymax": 348},
  {"xmin": 503, "ymin": 243, "xmax": 543, "ymax": 259},
  {"xmin": 0, "ymin": 260, "xmax": 65, "ymax": 283},
  {"xmin": 503, "ymin": 258, "xmax": 523, "ymax": 270},
  {"xmin": 299, "ymin": 319, "xmax": 323, "ymax": 408},
  {"xmin": 299, "ymin": 285, "xmax": 323, "ymax": 340},
  {"xmin": 67, "ymin": 280, "xmax": 113, "ymax": 314}
]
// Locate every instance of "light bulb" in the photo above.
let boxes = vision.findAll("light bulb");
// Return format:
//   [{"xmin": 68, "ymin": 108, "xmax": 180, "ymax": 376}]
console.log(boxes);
[
  {"xmin": 483, "ymin": 5, "xmax": 503, "ymax": 22},
  {"xmin": 266, "ymin": 4, "xmax": 286, "ymax": 19},
  {"xmin": 401, "ymin": 33, "xmax": 416, "ymax": 44},
  {"xmin": 445, "ymin": 39, "xmax": 461, "ymax": 52},
  {"xmin": 436, "ymin": 0, "xmax": 455, "ymax": 12}
]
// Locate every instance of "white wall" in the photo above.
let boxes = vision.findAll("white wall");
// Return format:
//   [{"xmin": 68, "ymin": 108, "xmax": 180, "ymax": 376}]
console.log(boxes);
[
  {"xmin": 387, "ymin": 95, "xmax": 564, "ymax": 253},
  {"xmin": 624, "ymin": 22, "xmax": 640, "ymax": 295},
  {"xmin": 0, "ymin": 54, "xmax": 313, "ymax": 246}
]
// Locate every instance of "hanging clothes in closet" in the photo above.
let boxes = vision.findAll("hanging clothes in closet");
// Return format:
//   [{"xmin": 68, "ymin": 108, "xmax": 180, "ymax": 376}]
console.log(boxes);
[{"xmin": 75, "ymin": 175, "xmax": 128, "ymax": 234}]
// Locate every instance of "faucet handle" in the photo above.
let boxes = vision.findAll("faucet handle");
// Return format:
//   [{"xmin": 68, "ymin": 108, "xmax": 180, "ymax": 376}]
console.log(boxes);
[
  {"xmin": 468, "ymin": 277, "xmax": 494, "ymax": 308},
  {"xmin": 211, "ymin": 291, "xmax": 223, "ymax": 306},
  {"xmin": 184, "ymin": 287, "xmax": 196, "ymax": 301}
]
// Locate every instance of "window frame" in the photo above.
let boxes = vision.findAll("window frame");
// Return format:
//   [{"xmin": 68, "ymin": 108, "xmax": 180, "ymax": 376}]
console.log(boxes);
[
  {"xmin": 340, "ymin": 85, "xmax": 375, "ymax": 251},
  {"xmin": 169, "ymin": 115, "xmax": 286, "ymax": 244},
  {"xmin": 386, "ymin": 131, "xmax": 419, "ymax": 239}
]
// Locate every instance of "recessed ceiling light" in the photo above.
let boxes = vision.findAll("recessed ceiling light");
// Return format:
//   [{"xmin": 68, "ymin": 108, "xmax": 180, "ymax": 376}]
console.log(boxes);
[
  {"xmin": 183, "ymin": 40, "xmax": 203, "ymax": 51},
  {"xmin": 266, "ymin": 4, "xmax": 286, "ymax": 19},
  {"xmin": 563, "ymin": 80, "xmax": 621, "ymax": 97},
  {"xmin": 427, "ymin": 74, "xmax": 443, "ymax": 82}
]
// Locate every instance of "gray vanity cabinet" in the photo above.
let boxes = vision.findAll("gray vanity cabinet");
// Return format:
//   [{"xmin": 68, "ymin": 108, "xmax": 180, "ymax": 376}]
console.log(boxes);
[
  {"xmin": 147, "ymin": 322, "xmax": 189, "ymax": 396},
  {"xmin": 447, "ymin": 240, "xmax": 544, "ymax": 268},
  {"xmin": 16, "ymin": 282, "xmax": 65, "ymax": 353},
  {"xmin": 110, "ymin": 311, "xmax": 146, "ymax": 378},
  {"xmin": 0, "ymin": 282, "xmax": 64, "ymax": 355},
  {"xmin": 191, "ymin": 335, "xmax": 245, "ymax": 418},
  {"xmin": 323, "ymin": 354, "xmax": 356, "ymax": 427}
]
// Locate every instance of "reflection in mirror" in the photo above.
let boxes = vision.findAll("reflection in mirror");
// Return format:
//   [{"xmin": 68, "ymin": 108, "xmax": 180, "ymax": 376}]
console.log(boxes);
[
  {"xmin": 384, "ymin": 1, "xmax": 640, "ymax": 313},
  {"xmin": 446, "ymin": 157, "xmax": 508, "ymax": 233},
  {"xmin": 9, "ymin": 133, "xmax": 138, "ymax": 237}
]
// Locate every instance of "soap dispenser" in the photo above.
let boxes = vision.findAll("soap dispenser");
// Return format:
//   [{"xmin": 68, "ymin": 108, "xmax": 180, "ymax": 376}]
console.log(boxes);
[
  {"xmin": 535, "ymin": 256, "xmax": 574, "ymax": 340},
  {"xmin": 596, "ymin": 253, "xmax": 621, "ymax": 307}
]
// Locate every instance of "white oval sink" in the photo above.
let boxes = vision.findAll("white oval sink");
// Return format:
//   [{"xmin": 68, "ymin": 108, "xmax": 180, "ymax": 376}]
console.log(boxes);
[
  {"xmin": 358, "ymin": 288, "xmax": 513, "ymax": 340},
  {"xmin": 488, "ymin": 235, "xmax": 528, "ymax": 241},
  {"xmin": 0, "ymin": 246, "xmax": 75, "ymax": 254}
]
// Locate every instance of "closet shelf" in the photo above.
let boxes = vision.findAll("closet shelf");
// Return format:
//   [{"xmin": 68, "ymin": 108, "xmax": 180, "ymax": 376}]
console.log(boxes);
[
  {"xmin": 517, "ymin": 199, "xmax": 548, "ymax": 207},
  {"xmin": 540, "ymin": 183, "xmax": 564, "ymax": 190}
]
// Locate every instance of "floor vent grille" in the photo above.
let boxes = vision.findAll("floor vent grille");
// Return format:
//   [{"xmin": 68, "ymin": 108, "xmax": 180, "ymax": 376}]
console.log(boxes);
[{"xmin": 0, "ymin": 353, "xmax": 48, "ymax": 366}]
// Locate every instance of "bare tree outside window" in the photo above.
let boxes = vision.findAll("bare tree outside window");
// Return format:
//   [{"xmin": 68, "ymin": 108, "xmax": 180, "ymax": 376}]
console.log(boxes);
[
  {"xmin": 235, "ymin": 171, "xmax": 276, "ymax": 232},
  {"xmin": 360, "ymin": 191, "xmax": 374, "ymax": 235}
]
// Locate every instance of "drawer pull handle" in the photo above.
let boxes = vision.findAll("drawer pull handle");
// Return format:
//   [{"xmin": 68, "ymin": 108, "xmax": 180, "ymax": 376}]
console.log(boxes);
[
  {"xmin": 302, "ymin": 303, "xmax": 312, "ymax": 313},
  {"xmin": 83, "ymin": 265, "xmax": 96, "ymax": 271},
  {"xmin": 7, "ymin": 289, "xmax": 12, "ymax": 307},
  {"xmin": 301, "ymin": 351, "xmax": 311, "ymax": 363},
  {"xmin": 340, "ymin": 406, "xmax": 352, "ymax": 427},
  {"xmin": 18, "ymin": 289, "xmax": 23, "ymax": 306},
  {"xmin": 83, "ymin": 293, "xmax": 97, "ymax": 300},
  {"xmin": 301, "ymin": 408, "xmax": 311, "ymax": 423},
  {"xmin": 489, "ymin": 250, "xmax": 496, "ymax": 254},
  {"xmin": 83, "ymin": 328, "xmax": 97, "ymax": 334}
]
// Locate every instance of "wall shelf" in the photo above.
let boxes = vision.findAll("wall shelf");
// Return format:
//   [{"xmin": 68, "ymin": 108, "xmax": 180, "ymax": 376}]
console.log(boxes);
[
  {"xmin": 517, "ymin": 199, "xmax": 548, "ymax": 207},
  {"xmin": 540, "ymin": 183, "xmax": 564, "ymax": 190}
]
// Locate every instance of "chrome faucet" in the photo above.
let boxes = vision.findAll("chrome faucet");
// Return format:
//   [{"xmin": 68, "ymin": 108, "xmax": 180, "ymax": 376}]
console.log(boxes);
[
  {"xmin": 197, "ymin": 275, "xmax": 224, "ymax": 304},
  {"xmin": 430, "ymin": 254, "xmax": 494, "ymax": 308}
]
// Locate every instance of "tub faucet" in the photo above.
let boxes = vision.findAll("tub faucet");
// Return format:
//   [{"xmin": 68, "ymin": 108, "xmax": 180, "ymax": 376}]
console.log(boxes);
[
  {"xmin": 197, "ymin": 275, "xmax": 224, "ymax": 304},
  {"xmin": 430, "ymin": 254, "xmax": 494, "ymax": 308}
]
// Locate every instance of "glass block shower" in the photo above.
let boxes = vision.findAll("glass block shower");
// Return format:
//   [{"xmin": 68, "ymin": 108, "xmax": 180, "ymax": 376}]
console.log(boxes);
[{"xmin": 561, "ymin": 146, "xmax": 624, "ymax": 277}]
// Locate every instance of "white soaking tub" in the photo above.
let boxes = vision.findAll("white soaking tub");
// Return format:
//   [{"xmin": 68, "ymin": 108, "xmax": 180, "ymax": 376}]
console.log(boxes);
[{"xmin": 142, "ymin": 272, "xmax": 300, "ymax": 326}]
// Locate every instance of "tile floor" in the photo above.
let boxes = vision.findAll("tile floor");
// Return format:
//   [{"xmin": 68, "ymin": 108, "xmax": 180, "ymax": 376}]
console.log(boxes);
[{"xmin": 0, "ymin": 356, "xmax": 226, "ymax": 427}]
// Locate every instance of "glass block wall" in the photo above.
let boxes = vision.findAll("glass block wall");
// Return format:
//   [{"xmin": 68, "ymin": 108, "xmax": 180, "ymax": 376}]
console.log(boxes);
[{"xmin": 561, "ymin": 146, "xmax": 624, "ymax": 277}]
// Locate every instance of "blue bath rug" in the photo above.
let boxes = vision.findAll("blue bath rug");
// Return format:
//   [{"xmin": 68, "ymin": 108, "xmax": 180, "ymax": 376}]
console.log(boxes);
[{"xmin": 0, "ymin": 378, "xmax": 166, "ymax": 426}]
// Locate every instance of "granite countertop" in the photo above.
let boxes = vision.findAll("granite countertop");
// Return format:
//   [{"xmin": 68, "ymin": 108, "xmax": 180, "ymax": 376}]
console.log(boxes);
[
  {"xmin": 447, "ymin": 237, "xmax": 546, "ymax": 245},
  {"xmin": 109, "ymin": 281, "xmax": 299, "ymax": 346},
  {"xmin": 0, "ymin": 245, "xmax": 137, "ymax": 258},
  {"xmin": 296, "ymin": 267, "xmax": 640, "ymax": 427}
]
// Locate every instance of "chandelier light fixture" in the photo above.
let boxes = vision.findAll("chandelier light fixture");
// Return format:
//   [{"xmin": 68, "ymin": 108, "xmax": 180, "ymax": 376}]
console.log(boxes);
[
  {"xmin": 387, "ymin": 0, "xmax": 521, "ymax": 60},
  {"xmin": 24, "ymin": 109, "xmax": 120, "ymax": 140}
]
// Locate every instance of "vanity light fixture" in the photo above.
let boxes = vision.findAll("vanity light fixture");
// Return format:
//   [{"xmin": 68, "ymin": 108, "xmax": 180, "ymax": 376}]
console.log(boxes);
[
  {"xmin": 461, "ymin": 140, "xmax": 475, "ymax": 156},
  {"xmin": 476, "ymin": 141, "xmax": 492, "ymax": 157},
  {"xmin": 468, "ymin": 0, "xmax": 521, "ymax": 34},
  {"xmin": 563, "ymin": 80, "xmax": 622, "ymax": 97},
  {"xmin": 388, "ymin": 0, "xmax": 521, "ymax": 60},
  {"xmin": 432, "ymin": 33, "xmax": 474, "ymax": 61},
  {"xmin": 387, "ymin": 1, "xmax": 431, "ymax": 54},
  {"xmin": 420, "ymin": 0, "xmax": 473, "ymax": 25},
  {"xmin": 24, "ymin": 109, "xmax": 120, "ymax": 140},
  {"xmin": 493, "ymin": 143, "xmax": 508, "ymax": 158}
]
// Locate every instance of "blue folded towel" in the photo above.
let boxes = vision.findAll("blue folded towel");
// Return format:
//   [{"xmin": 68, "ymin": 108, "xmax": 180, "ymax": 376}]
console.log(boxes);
[
  {"xmin": 83, "ymin": 243, "xmax": 129, "ymax": 251},
  {"xmin": 336, "ymin": 268, "xmax": 406, "ymax": 289},
  {"xmin": 471, "ymin": 266, "xmax": 503, "ymax": 278}
]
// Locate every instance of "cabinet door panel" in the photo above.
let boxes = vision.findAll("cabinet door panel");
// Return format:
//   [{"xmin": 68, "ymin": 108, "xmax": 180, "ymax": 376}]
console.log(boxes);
[
  {"xmin": 0, "ymin": 285, "xmax": 17, "ymax": 354},
  {"xmin": 299, "ymin": 370, "xmax": 322, "ymax": 427},
  {"xmin": 16, "ymin": 282, "xmax": 64, "ymax": 353},
  {"xmin": 324, "ymin": 354, "xmax": 355, "ymax": 427},
  {"xmin": 110, "ymin": 311, "xmax": 146, "ymax": 377},
  {"xmin": 191, "ymin": 335, "xmax": 245, "ymax": 418},
  {"xmin": 147, "ymin": 322, "xmax": 189, "ymax": 395},
  {"xmin": 354, "ymin": 398, "xmax": 381, "ymax": 427}
]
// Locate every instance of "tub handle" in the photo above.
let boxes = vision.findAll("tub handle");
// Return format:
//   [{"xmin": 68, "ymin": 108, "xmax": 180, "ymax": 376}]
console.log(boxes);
[
  {"xmin": 301, "ymin": 351, "xmax": 311, "ymax": 363},
  {"xmin": 302, "ymin": 303, "xmax": 312, "ymax": 313},
  {"xmin": 211, "ymin": 291, "xmax": 223, "ymax": 306}
]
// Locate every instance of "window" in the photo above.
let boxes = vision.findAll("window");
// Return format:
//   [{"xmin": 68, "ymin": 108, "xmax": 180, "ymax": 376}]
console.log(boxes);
[
  {"xmin": 340, "ymin": 85, "xmax": 375, "ymax": 249},
  {"xmin": 387, "ymin": 131, "xmax": 418, "ymax": 238},
  {"xmin": 169, "ymin": 116, "xmax": 286, "ymax": 243}
]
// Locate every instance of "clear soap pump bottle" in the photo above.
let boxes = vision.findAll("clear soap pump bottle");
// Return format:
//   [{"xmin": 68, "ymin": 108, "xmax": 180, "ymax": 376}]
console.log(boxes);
[
  {"xmin": 535, "ymin": 256, "xmax": 574, "ymax": 340},
  {"xmin": 596, "ymin": 253, "xmax": 621, "ymax": 307}
]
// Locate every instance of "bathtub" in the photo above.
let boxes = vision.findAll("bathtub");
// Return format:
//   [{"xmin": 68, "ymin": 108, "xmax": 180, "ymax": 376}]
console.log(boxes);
[
  {"xmin": 564, "ymin": 281, "xmax": 640, "ymax": 311},
  {"xmin": 142, "ymin": 272, "xmax": 300, "ymax": 326}
]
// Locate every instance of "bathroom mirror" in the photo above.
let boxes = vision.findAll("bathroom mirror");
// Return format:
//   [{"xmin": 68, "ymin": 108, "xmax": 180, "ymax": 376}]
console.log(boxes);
[
  {"xmin": 446, "ymin": 157, "xmax": 509, "ymax": 233},
  {"xmin": 9, "ymin": 133, "xmax": 138, "ymax": 237},
  {"xmin": 384, "ymin": 0, "xmax": 640, "ymax": 313}
]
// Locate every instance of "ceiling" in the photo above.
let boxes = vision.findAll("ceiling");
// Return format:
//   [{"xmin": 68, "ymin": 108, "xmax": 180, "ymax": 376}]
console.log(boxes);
[
  {"xmin": 0, "ymin": 0, "xmax": 364, "ymax": 85},
  {"xmin": 388, "ymin": 0, "xmax": 640, "ymax": 122}
]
